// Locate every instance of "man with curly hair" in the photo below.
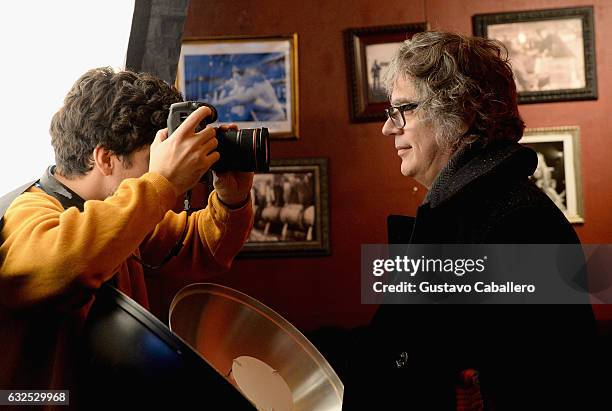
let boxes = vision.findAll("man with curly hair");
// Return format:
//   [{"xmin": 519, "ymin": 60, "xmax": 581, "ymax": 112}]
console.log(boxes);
[
  {"xmin": 340, "ymin": 32, "xmax": 599, "ymax": 410},
  {"xmin": 0, "ymin": 67, "xmax": 254, "ymax": 403}
]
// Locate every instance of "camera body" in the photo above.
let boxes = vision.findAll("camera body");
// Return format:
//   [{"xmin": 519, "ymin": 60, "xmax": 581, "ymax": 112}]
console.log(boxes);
[{"xmin": 167, "ymin": 101, "xmax": 270, "ymax": 172}]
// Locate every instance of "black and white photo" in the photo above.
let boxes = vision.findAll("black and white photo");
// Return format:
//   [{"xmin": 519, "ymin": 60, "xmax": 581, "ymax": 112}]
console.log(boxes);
[
  {"xmin": 241, "ymin": 158, "xmax": 330, "ymax": 257},
  {"xmin": 520, "ymin": 126, "xmax": 584, "ymax": 223},
  {"xmin": 365, "ymin": 43, "xmax": 402, "ymax": 103},
  {"xmin": 473, "ymin": 6, "xmax": 597, "ymax": 103},
  {"xmin": 345, "ymin": 23, "xmax": 427, "ymax": 122},
  {"xmin": 488, "ymin": 20, "xmax": 584, "ymax": 93}
]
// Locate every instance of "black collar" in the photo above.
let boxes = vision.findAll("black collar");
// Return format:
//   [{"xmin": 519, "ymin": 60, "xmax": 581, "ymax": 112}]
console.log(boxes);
[
  {"xmin": 425, "ymin": 141, "xmax": 537, "ymax": 209},
  {"xmin": 36, "ymin": 166, "xmax": 86, "ymax": 212}
]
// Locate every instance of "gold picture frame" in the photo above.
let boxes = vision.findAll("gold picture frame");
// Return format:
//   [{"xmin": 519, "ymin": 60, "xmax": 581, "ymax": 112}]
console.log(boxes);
[{"xmin": 177, "ymin": 34, "xmax": 299, "ymax": 139}]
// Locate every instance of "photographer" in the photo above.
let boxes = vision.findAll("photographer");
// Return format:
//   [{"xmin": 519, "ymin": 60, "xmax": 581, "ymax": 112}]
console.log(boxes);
[{"xmin": 0, "ymin": 67, "xmax": 254, "ymax": 398}]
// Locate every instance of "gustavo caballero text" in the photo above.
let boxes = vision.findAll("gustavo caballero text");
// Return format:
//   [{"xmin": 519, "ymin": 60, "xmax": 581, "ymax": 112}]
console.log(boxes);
[{"xmin": 373, "ymin": 281, "xmax": 536, "ymax": 294}]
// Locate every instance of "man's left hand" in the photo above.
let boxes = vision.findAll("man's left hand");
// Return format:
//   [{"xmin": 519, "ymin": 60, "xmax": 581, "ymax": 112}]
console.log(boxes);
[{"xmin": 214, "ymin": 170, "xmax": 254, "ymax": 208}]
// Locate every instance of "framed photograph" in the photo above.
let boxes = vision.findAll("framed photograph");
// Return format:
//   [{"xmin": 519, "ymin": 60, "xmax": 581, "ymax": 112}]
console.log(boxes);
[
  {"xmin": 473, "ymin": 7, "xmax": 597, "ymax": 104},
  {"xmin": 241, "ymin": 158, "xmax": 330, "ymax": 258},
  {"xmin": 177, "ymin": 34, "xmax": 299, "ymax": 139},
  {"xmin": 345, "ymin": 22, "xmax": 427, "ymax": 122},
  {"xmin": 520, "ymin": 126, "xmax": 584, "ymax": 223}
]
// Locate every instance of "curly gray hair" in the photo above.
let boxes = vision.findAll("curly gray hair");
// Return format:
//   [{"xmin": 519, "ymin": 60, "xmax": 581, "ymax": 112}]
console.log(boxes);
[{"xmin": 384, "ymin": 31, "xmax": 525, "ymax": 151}]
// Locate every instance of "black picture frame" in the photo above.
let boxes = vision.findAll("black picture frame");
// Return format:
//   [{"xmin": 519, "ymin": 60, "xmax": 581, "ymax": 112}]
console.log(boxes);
[
  {"xmin": 240, "ymin": 158, "xmax": 330, "ymax": 258},
  {"xmin": 473, "ymin": 6, "xmax": 597, "ymax": 104},
  {"xmin": 345, "ymin": 22, "xmax": 428, "ymax": 122}
]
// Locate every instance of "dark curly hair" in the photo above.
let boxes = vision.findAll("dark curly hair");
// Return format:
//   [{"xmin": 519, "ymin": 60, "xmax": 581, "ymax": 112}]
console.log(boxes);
[
  {"xmin": 50, "ymin": 67, "xmax": 183, "ymax": 177},
  {"xmin": 384, "ymin": 31, "xmax": 525, "ymax": 150}
]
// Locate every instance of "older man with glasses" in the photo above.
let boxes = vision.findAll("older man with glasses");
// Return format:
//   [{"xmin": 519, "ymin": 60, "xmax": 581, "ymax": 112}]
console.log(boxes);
[{"xmin": 339, "ymin": 31, "xmax": 599, "ymax": 410}]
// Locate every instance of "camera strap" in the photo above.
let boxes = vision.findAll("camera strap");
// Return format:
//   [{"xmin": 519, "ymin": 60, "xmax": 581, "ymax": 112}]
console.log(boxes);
[
  {"xmin": 35, "ymin": 165, "xmax": 87, "ymax": 211},
  {"xmin": 0, "ymin": 166, "xmax": 85, "ymax": 222},
  {"xmin": 0, "ymin": 166, "xmax": 118, "ymax": 287}
]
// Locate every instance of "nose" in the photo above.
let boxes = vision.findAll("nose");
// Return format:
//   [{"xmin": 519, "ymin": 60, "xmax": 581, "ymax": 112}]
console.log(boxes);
[{"xmin": 382, "ymin": 117, "xmax": 401, "ymax": 136}]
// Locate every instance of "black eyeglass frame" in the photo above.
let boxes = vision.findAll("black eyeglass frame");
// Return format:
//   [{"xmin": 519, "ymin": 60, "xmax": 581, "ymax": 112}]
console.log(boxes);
[{"xmin": 384, "ymin": 102, "xmax": 419, "ymax": 128}]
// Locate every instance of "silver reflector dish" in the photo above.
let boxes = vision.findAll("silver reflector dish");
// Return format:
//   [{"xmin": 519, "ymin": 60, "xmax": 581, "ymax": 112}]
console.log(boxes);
[{"xmin": 169, "ymin": 283, "xmax": 344, "ymax": 411}]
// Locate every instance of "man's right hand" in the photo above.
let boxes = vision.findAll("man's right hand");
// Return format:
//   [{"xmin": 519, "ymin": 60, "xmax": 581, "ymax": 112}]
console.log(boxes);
[{"xmin": 149, "ymin": 106, "xmax": 220, "ymax": 196}]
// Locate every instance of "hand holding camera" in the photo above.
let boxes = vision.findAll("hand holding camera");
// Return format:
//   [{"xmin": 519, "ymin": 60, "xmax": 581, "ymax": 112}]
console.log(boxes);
[
  {"xmin": 213, "ymin": 169, "xmax": 254, "ymax": 208},
  {"xmin": 166, "ymin": 101, "xmax": 270, "ymax": 173},
  {"xmin": 149, "ymin": 105, "xmax": 220, "ymax": 196},
  {"xmin": 152, "ymin": 101, "xmax": 269, "ymax": 204}
]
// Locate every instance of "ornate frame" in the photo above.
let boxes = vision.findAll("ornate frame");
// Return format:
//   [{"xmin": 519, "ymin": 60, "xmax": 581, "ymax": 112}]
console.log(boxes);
[
  {"xmin": 241, "ymin": 158, "xmax": 330, "ymax": 258},
  {"xmin": 345, "ymin": 22, "xmax": 427, "ymax": 122},
  {"xmin": 473, "ymin": 7, "xmax": 597, "ymax": 104}
]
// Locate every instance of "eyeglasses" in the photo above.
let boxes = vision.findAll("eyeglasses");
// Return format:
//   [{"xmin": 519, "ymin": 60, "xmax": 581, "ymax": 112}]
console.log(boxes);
[{"xmin": 384, "ymin": 102, "xmax": 419, "ymax": 129}]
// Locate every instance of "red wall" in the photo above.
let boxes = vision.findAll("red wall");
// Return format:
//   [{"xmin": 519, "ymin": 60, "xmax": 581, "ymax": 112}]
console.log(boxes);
[{"xmin": 149, "ymin": 0, "xmax": 612, "ymax": 332}]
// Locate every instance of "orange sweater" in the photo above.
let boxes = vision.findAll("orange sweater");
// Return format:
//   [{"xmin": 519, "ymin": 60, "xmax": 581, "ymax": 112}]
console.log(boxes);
[{"xmin": 0, "ymin": 172, "xmax": 253, "ymax": 407}]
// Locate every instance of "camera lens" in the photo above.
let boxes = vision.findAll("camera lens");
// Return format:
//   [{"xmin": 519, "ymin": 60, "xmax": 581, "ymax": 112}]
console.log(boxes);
[{"xmin": 212, "ymin": 127, "xmax": 270, "ymax": 173}]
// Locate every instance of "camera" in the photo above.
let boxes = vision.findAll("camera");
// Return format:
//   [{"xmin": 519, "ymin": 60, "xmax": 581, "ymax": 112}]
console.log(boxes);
[{"xmin": 167, "ymin": 101, "xmax": 270, "ymax": 172}]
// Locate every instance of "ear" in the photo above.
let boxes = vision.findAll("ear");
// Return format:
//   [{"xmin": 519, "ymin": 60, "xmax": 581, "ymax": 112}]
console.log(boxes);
[{"xmin": 92, "ymin": 145, "xmax": 115, "ymax": 177}]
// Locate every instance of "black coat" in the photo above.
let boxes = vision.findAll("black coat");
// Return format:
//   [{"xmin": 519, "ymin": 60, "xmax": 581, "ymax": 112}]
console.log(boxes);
[{"xmin": 339, "ymin": 142, "xmax": 600, "ymax": 410}]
